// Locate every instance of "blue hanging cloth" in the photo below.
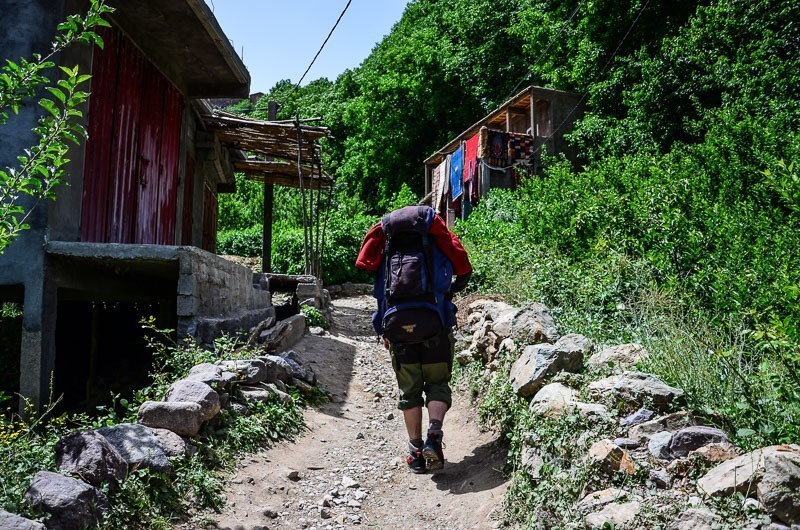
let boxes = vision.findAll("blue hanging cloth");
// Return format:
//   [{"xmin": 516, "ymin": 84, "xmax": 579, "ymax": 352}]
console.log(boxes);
[{"xmin": 449, "ymin": 144, "xmax": 464, "ymax": 200}]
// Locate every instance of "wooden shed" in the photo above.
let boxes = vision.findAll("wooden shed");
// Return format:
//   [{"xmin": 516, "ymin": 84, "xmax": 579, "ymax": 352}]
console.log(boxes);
[{"xmin": 423, "ymin": 86, "xmax": 584, "ymax": 225}]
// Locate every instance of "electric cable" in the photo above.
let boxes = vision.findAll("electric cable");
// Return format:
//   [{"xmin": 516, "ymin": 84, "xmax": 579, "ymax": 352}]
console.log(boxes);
[
  {"xmin": 506, "ymin": 0, "xmax": 586, "ymax": 99},
  {"xmin": 284, "ymin": 0, "xmax": 353, "ymax": 106}
]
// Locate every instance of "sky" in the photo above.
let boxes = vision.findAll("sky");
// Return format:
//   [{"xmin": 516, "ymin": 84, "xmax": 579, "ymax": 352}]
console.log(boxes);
[{"xmin": 207, "ymin": 0, "xmax": 411, "ymax": 94}]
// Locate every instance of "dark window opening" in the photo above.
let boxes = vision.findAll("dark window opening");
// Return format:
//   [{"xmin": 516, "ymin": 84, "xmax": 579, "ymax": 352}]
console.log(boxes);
[
  {"xmin": 0, "ymin": 285, "xmax": 24, "ymax": 414},
  {"xmin": 53, "ymin": 298, "xmax": 176, "ymax": 413}
]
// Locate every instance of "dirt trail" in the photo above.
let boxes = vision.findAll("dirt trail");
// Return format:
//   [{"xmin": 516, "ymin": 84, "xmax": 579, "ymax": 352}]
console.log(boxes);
[{"xmin": 206, "ymin": 295, "xmax": 509, "ymax": 530}]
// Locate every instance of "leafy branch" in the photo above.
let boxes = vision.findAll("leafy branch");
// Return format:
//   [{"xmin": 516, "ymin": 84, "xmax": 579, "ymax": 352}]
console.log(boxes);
[{"xmin": 0, "ymin": 0, "xmax": 114, "ymax": 251}]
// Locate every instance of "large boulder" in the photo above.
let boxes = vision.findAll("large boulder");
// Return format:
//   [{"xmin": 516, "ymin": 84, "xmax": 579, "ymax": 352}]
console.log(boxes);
[
  {"xmin": 492, "ymin": 303, "xmax": 560, "ymax": 345},
  {"xmin": 588, "ymin": 371, "xmax": 684, "ymax": 411},
  {"xmin": 185, "ymin": 363, "xmax": 235, "ymax": 391},
  {"xmin": 259, "ymin": 313, "xmax": 306, "ymax": 350},
  {"xmin": 281, "ymin": 350, "xmax": 316, "ymax": 385},
  {"xmin": 164, "ymin": 379, "xmax": 221, "ymax": 421},
  {"xmin": 757, "ymin": 447, "xmax": 800, "ymax": 525},
  {"xmin": 529, "ymin": 383, "xmax": 610, "ymax": 420},
  {"xmin": 587, "ymin": 343, "xmax": 648, "ymax": 371},
  {"xmin": 260, "ymin": 355, "xmax": 294, "ymax": 384},
  {"xmin": 54, "ymin": 430, "xmax": 127, "ymax": 487},
  {"xmin": 668, "ymin": 426, "xmax": 730, "ymax": 458},
  {"xmin": 509, "ymin": 334, "xmax": 591, "ymax": 397},
  {"xmin": 529, "ymin": 383, "xmax": 577, "ymax": 416},
  {"xmin": 24, "ymin": 471, "xmax": 109, "ymax": 529},
  {"xmin": 97, "ymin": 423, "xmax": 170, "ymax": 473},
  {"xmin": 628, "ymin": 411, "xmax": 699, "ymax": 443},
  {"xmin": 697, "ymin": 444, "xmax": 800, "ymax": 499},
  {"xmin": 0, "ymin": 509, "xmax": 46, "ymax": 529},
  {"xmin": 147, "ymin": 428, "xmax": 192, "ymax": 458},
  {"xmin": 648, "ymin": 431, "xmax": 674, "ymax": 460},
  {"xmin": 137, "ymin": 401, "xmax": 204, "ymax": 437},
  {"xmin": 217, "ymin": 359, "xmax": 268, "ymax": 385}
]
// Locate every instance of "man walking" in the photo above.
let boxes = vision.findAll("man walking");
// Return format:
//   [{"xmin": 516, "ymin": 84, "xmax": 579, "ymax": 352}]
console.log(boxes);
[{"xmin": 356, "ymin": 205, "xmax": 471, "ymax": 473}]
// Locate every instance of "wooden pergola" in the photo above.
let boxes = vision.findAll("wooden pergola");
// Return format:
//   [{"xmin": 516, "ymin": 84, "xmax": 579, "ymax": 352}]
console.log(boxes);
[{"xmin": 202, "ymin": 108, "xmax": 333, "ymax": 273}]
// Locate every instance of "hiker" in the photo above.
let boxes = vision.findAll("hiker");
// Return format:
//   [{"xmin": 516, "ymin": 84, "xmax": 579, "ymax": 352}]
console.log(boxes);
[{"xmin": 356, "ymin": 205, "xmax": 471, "ymax": 473}]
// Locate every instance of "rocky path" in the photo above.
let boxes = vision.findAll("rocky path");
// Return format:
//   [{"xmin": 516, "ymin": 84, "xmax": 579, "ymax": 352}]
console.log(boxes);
[{"xmin": 207, "ymin": 296, "xmax": 509, "ymax": 530}]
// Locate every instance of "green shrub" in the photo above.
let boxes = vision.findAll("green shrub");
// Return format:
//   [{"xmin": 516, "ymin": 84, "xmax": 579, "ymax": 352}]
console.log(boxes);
[{"xmin": 217, "ymin": 228, "xmax": 263, "ymax": 258}]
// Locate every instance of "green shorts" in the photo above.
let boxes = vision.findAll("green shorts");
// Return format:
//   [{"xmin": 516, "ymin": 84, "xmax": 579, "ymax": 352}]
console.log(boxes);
[{"xmin": 389, "ymin": 331, "xmax": 454, "ymax": 410}]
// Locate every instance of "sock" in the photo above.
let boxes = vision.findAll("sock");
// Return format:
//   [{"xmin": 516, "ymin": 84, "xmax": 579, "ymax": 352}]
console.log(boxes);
[
  {"xmin": 409, "ymin": 438, "xmax": 423, "ymax": 449},
  {"xmin": 428, "ymin": 420, "xmax": 443, "ymax": 436}
]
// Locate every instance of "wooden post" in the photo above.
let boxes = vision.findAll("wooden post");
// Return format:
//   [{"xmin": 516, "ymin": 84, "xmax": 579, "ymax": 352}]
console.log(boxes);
[{"xmin": 262, "ymin": 101, "xmax": 278, "ymax": 273}]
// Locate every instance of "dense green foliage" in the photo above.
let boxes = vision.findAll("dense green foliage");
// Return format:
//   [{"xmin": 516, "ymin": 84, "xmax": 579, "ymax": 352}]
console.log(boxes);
[{"xmin": 222, "ymin": 0, "xmax": 799, "ymax": 482}]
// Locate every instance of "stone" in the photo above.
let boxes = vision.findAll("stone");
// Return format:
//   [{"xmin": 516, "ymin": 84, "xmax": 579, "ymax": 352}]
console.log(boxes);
[
  {"xmin": 668, "ymin": 508, "xmax": 723, "ymax": 530},
  {"xmin": 217, "ymin": 359, "xmax": 268, "ymax": 385},
  {"xmin": 509, "ymin": 334, "xmax": 590, "ymax": 397},
  {"xmin": 455, "ymin": 349, "xmax": 475, "ymax": 365},
  {"xmin": 97, "ymin": 423, "xmax": 171, "ymax": 473},
  {"xmin": 668, "ymin": 426, "xmax": 730, "ymax": 458},
  {"xmin": 620, "ymin": 407, "xmax": 656, "ymax": 428},
  {"xmin": 281, "ymin": 350, "xmax": 316, "ymax": 385},
  {"xmin": 148, "ymin": 428, "xmax": 190, "ymax": 458},
  {"xmin": 138, "ymin": 400, "xmax": 204, "ymax": 437},
  {"xmin": 667, "ymin": 458, "xmax": 691, "ymax": 477},
  {"xmin": 575, "ymin": 488, "xmax": 631, "ymax": 516},
  {"xmin": 757, "ymin": 447, "xmax": 800, "ymax": 525},
  {"xmin": 503, "ymin": 303, "xmax": 560, "ymax": 345},
  {"xmin": 614, "ymin": 438, "xmax": 640, "ymax": 450},
  {"xmin": 628, "ymin": 411, "xmax": 699, "ymax": 443},
  {"xmin": 574, "ymin": 402, "xmax": 612, "ymax": 421},
  {"xmin": 54, "ymin": 430, "xmax": 127, "ymax": 487},
  {"xmin": 468, "ymin": 299, "xmax": 514, "ymax": 324},
  {"xmin": 0, "ymin": 509, "xmax": 46, "ymax": 529},
  {"xmin": 588, "ymin": 371, "xmax": 684, "ymax": 411},
  {"xmin": 341, "ymin": 476, "xmax": 359, "ymax": 488},
  {"xmin": 649, "ymin": 431, "xmax": 674, "ymax": 459},
  {"xmin": 529, "ymin": 383, "xmax": 578, "ymax": 416},
  {"xmin": 521, "ymin": 447, "xmax": 545, "ymax": 481},
  {"xmin": 689, "ymin": 441, "xmax": 742, "ymax": 464},
  {"xmin": 697, "ymin": 445, "xmax": 800, "ymax": 498},
  {"xmin": 260, "ymin": 355, "xmax": 294, "ymax": 384},
  {"xmin": 24, "ymin": 471, "xmax": 109, "ymax": 529},
  {"xmin": 165, "ymin": 379, "xmax": 221, "ymax": 421},
  {"xmin": 185, "ymin": 362, "xmax": 235, "ymax": 391},
  {"xmin": 585, "ymin": 501, "xmax": 640, "ymax": 529},
  {"xmin": 587, "ymin": 343, "xmax": 648, "ymax": 371},
  {"xmin": 260, "ymin": 313, "xmax": 306, "ymax": 350},
  {"xmin": 588, "ymin": 439, "xmax": 636, "ymax": 475},
  {"xmin": 649, "ymin": 468, "xmax": 671, "ymax": 488},
  {"xmin": 238, "ymin": 384, "xmax": 292, "ymax": 404}
]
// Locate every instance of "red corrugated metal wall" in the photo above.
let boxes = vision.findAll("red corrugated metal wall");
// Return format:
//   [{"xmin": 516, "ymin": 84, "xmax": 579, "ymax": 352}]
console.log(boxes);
[{"xmin": 81, "ymin": 26, "xmax": 184, "ymax": 245}]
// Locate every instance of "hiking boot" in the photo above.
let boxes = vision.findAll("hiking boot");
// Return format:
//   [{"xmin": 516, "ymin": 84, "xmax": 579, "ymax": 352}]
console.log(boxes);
[
  {"xmin": 422, "ymin": 431, "xmax": 445, "ymax": 471},
  {"xmin": 407, "ymin": 441, "xmax": 426, "ymax": 474}
]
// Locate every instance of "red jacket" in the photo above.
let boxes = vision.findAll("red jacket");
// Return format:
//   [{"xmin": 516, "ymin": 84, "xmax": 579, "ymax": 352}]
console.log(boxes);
[{"xmin": 356, "ymin": 214, "xmax": 472, "ymax": 275}]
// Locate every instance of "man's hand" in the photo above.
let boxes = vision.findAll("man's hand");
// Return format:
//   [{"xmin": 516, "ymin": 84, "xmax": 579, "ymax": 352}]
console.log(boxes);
[{"xmin": 383, "ymin": 338, "xmax": 389, "ymax": 350}]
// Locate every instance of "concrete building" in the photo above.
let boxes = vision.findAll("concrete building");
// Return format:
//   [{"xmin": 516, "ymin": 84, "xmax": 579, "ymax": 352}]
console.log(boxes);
[
  {"xmin": 423, "ymin": 86, "xmax": 585, "ymax": 226},
  {"xmin": 0, "ymin": 0, "xmax": 276, "ymax": 409}
]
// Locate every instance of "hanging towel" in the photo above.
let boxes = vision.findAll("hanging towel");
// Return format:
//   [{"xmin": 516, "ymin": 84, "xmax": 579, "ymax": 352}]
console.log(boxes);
[
  {"xmin": 434, "ymin": 156, "xmax": 449, "ymax": 214},
  {"xmin": 463, "ymin": 132, "xmax": 480, "ymax": 184},
  {"xmin": 450, "ymin": 144, "xmax": 464, "ymax": 200},
  {"xmin": 508, "ymin": 132, "xmax": 535, "ymax": 163},
  {"xmin": 486, "ymin": 129, "xmax": 508, "ymax": 167}
]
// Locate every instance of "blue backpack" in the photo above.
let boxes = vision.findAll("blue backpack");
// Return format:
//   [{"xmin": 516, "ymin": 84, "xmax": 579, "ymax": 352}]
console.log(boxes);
[{"xmin": 371, "ymin": 205, "xmax": 457, "ymax": 343}]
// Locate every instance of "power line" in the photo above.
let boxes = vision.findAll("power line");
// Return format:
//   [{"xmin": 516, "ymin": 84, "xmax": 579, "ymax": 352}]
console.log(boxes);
[
  {"xmin": 527, "ymin": 0, "xmax": 652, "ymax": 161},
  {"xmin": 507, "ymin": 0, "xmax": 586, "ymax": 99},
  {"xmin": 285, "ymin": 0, "xmax": 353, "ymax": 105}
]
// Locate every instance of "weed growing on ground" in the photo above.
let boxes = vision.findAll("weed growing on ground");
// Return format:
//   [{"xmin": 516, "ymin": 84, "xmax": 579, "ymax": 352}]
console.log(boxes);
[
  {"xmin": 301, "ymin": 304, "xmax": 330, "ymax": 330},
  {"xmin": 0, "ymin": 327, "xmax": 310, "ymax": 528}
]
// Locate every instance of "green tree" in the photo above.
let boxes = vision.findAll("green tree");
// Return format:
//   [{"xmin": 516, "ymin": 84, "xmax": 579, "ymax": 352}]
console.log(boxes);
[{"xmin": 0, "ymin": 0, "xmax": 113, "ymax": 251}]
